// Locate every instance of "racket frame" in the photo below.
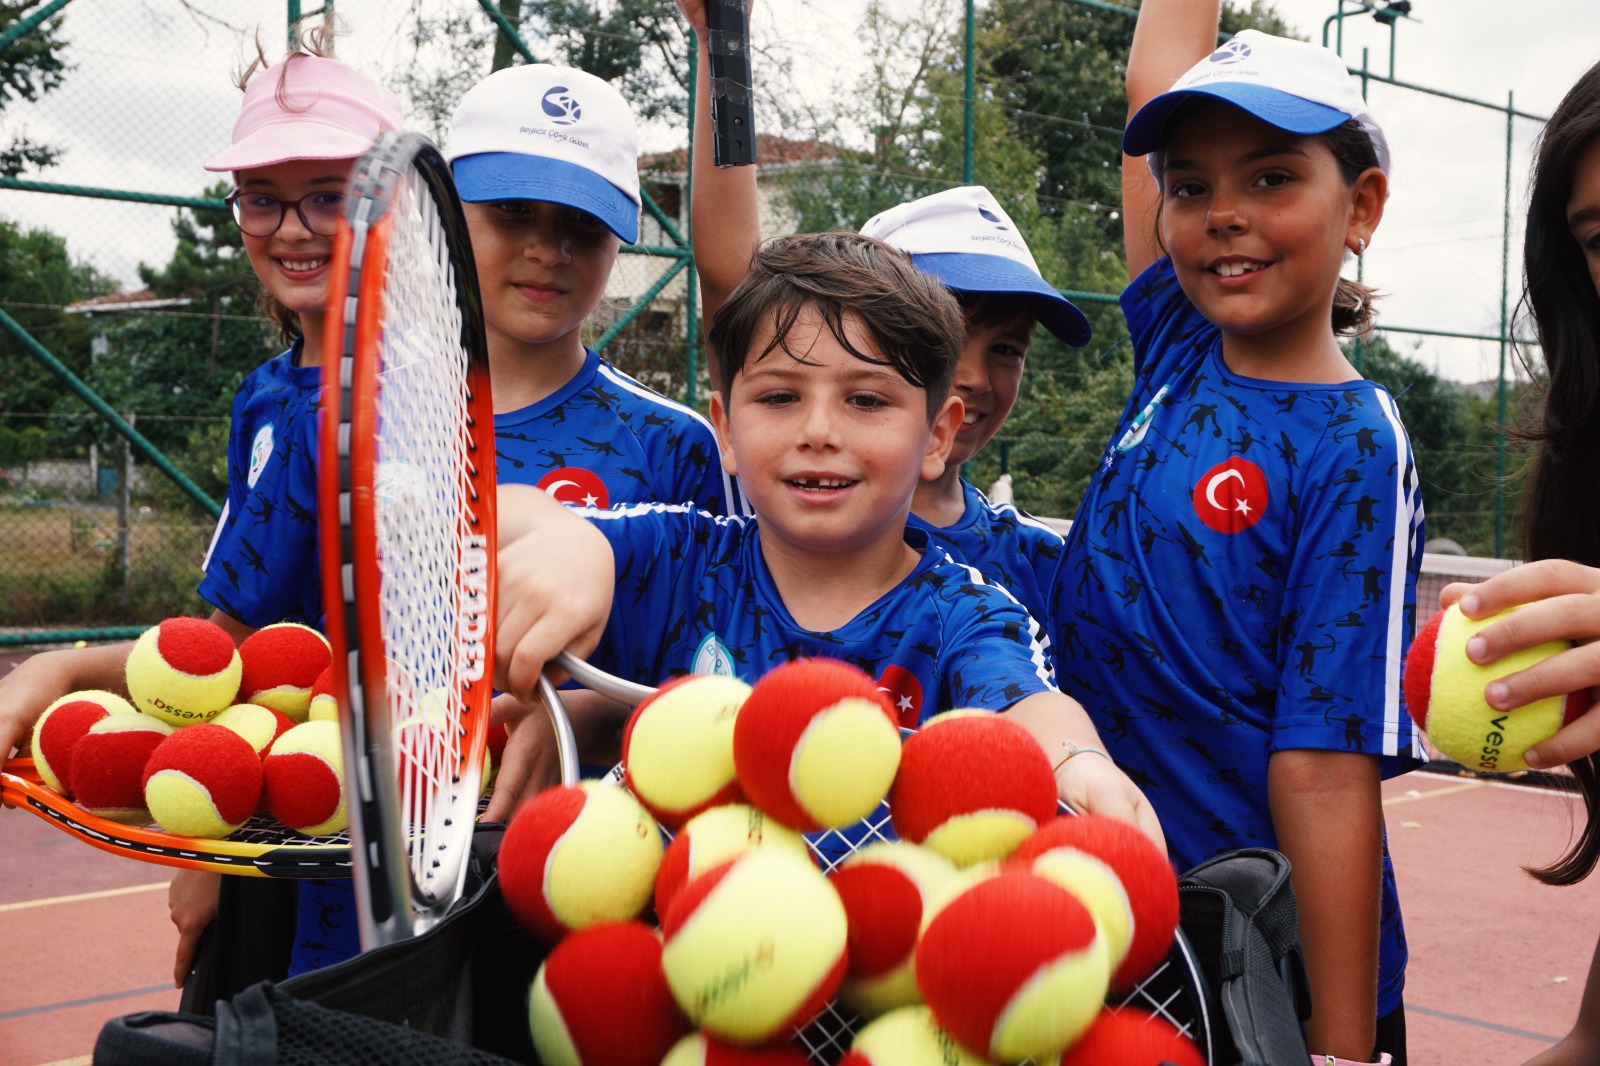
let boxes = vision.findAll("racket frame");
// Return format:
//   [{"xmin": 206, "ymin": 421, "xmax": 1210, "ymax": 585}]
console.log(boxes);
[{"xmin": 704, "ymin": 0, "xmax": 756, "ymax": 166}]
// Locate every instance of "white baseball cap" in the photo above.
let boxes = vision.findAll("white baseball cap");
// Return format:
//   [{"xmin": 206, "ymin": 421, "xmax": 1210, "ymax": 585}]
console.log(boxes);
[
  {"xmin": 445, "ymin": 64, "xmax": 641, "ymax": 244},
  {"xmin": 1123, "ymin": 30, "xmax": 1391, "ymax": 175},
  {"xmin": 860, "ymin": 186, "xmax": 1091, "ymax": 348}
]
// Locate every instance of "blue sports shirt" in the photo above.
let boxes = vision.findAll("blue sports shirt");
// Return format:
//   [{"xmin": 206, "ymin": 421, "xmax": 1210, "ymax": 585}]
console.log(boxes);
[
  {"xmin": 584, "ymin": 505, "xmax": 1056, "ymax": 724},
  {"xmin": 1061, "ymin": 257, "xmax": 1426, "ymax": 1017},
  {"xmin": 495, "ymin": 348, "xmax": 739, "ymax": 514}
]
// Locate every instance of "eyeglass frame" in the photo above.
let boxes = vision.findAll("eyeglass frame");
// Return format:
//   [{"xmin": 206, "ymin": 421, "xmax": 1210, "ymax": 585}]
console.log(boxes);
[{"xmin": 224, "ymin": 189, "xmax": 346, "ymax": 238}]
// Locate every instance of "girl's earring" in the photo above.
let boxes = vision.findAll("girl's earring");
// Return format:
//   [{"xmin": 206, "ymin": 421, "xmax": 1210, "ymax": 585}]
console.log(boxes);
[{"xmin": 1355, "ymin": 237, "xmax": 1367, "ymax": 256}]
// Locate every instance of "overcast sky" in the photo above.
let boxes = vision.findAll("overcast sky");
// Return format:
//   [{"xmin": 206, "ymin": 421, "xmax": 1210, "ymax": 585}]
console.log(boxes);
[{"xmin": 6, "ymin": 0, "xmax": 1598, "ymax": 383}]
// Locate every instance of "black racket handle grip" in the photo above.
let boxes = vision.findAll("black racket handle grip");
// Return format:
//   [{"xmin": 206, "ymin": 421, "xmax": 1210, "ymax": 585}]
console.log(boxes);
[{"xmin": 704, "ymin": 0, "xmax": 755, "ymax": 167}]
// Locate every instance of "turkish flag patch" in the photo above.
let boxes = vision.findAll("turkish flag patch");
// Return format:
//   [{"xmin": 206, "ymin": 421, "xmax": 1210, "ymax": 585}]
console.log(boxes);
[{"xmin": 1192, "ymin": 457, "xmax": 1268, "ymax": 533}]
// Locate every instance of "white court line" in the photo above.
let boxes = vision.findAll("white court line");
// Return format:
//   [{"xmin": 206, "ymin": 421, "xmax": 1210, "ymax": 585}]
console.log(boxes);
[{"xmin": 0, "ymin": 881, "xmax": 165, "ymax": 913}]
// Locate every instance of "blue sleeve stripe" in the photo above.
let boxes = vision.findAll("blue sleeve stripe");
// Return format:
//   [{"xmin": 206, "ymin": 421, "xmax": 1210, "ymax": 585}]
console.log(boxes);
[
  {"xmin": 201, "ymin": 499, "xmax": 229, "ymax": 571},
  {"xmin": 945, "ymin": 555, "xmax": 1055, "ymax": 687},
  {"xmin": 1374, "ymin": 389, "xmax": 1421, "ymax": 759}
]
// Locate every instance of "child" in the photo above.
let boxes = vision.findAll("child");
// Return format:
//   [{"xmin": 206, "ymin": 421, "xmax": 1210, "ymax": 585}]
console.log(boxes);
[
  {"xmin": 1435, "ymin": 58, "xmax": 1600, "ymax": 1066},
  {"xmin": 675, "ymin": 2, "xmax": 1094, "ymax": 654},
  {"xmin": 1066, "ymin": 2, "xmax": 1422, "ymax": 1062},
  {"xmin": 0, "ymin": 49, "xmax": 403, "ymax": 995},
  {"xmin": 493, "ymin": 230, "xmax": 1165, "ymax": 848},
  {"xmin": 443, "ymin": 63, "xmax": 739, "ymax": 517}
]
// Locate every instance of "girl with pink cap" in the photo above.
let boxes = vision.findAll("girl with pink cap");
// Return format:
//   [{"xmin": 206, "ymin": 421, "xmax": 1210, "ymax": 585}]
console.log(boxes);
[{"xmin": 0, "ymin": 39, "xmax": 403, "ymax": 1001}]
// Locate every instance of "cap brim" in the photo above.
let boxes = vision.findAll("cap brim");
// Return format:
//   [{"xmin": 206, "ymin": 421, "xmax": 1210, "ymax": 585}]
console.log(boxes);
[
  {"xmin": 203, "ymin": 121, "xmax": 377, "ymax": 172},
  {"xmin": 1122, "ymin": 84, "xmax": 1351, "ymax": 157},
  {"xmin": 452, "ymin": 152, "xmax": 640, "ymax": 244},
  {"xmin": 912, "ymin": 252, "xmax": 1092, "ymax": 348}
]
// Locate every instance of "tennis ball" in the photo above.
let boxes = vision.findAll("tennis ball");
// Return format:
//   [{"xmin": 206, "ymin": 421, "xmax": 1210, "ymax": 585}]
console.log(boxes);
[
  {"xmin": 655, "ymin": 803, "xmax": 812, "ymax": 919},
  {"xmin": 143, "ymin": 722, "xmax": 264, "ymax": 838},
  {"xmin": 831, "ymin": 842, "xmax": 959, "ymax": 1017},
  {"xmin": 31, "ymin": 690, "xmax": 136, "ymax": 798},
  {"xmin": 1405, "ymin": 604, "xmax": 1591, "ymax": 773},
  {"xmin": 890, "ymin": 711, "xmax": 1058, "ymax": 867},
  {"xmin": 263, "ymin": 720, "xmax": 347, "ymax": 836},
  {"xmin": 623, "ymin": 674, "xmax": 752, "ymax": 829},
  {"xmin": 1013, "ymin": 814, "xmax": 1179, "ymax": 990},
  {"xmin": 237, "ymin": 623, "xmax": 330, "ymax": 721},
  {"xmin": 732, "ymin": 658, "xmax": 900, "ymax": 831},
  {"xmin": 307, "ymin": 666, "xmax": 338, "ymax": 723},
  {"xmin": 659, "ymin": 1035, "xmax": 812, "ymax": 1066},
  {"xmin": 661, "ymin": 846, "xmax": 848, "ymax": 1045},
  {"xmin": 499, "ymin": 781, "xmax": 664, "ymax": 942},
  {"xmin": 125, "ymin": 617, "xmax": 243, "ymax": 726},
  {"xmin": 528, "ymin": 920, "xmax": 691, "ymax": 1066},
  {"xmin": 915, "ymin": 869, "xmax": 1110, "ymax": 1062},
  {"xmin": 210, "ymin": 702, "xmax": 296, "ymax": 759},
  {"xmin": 1055, "ymin": 1007, "xmax": 1205, "ymax": 1066},
  {"xmin": 839, "ymin": 1005, "xmax": 990, "ymax": 1066},
  {"xmin": 69, "ymin": 713, "xmax": 175, "ymax": 823}
]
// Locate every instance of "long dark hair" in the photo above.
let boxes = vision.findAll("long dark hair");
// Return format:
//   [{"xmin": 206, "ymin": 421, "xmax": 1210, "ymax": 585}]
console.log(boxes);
[{"xmin": 1517, "ymin": 58, "xmax": 1600, "ymax": 887}]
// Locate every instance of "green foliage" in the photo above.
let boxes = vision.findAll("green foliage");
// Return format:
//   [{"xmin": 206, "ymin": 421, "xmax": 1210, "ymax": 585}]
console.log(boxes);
[{"xmin": 0, "ymin": 1, "xmax": 70, "ymax": 175}]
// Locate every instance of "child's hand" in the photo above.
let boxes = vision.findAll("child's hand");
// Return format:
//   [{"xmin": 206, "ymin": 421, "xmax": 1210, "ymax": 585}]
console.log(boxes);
[
  {"xmin": 0, "ymin": 644, "xmax": 127, "ymax": 768},
  {"xmin": 168, "ymin": 870, "xmax": 220, "ymax": 989},
  {"xmin": 494, "ymin": 485, "xmax": 615, "ymax": 704},
  {"xmin": 1055, "ymin": 751, "xmax": 1169, "ymax": 856},
  {"xmin": 482, "ymin": 709, "xmax": 563, "ymax": 823},
  {"xmin": 1441, "ymin": 559, "xmax": 1600, "ymax": 768}
]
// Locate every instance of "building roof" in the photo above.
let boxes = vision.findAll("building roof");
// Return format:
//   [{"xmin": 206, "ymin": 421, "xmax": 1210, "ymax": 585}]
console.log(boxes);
[
  {"xmin": 65, "ymin": 289, "xmax": 196, "ymax": 315},
  {"xmin": 640, "ymin": 133, "xmax": 841, "ymax": 176}
]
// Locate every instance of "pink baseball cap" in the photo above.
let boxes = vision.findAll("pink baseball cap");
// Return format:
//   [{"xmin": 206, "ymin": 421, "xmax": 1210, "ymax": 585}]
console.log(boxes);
[{"xmin": 204, "ymin": 56, "xmax": 403, "ymax": 172}]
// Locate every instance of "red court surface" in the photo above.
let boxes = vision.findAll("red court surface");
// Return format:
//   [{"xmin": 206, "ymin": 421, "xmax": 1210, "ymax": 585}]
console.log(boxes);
[{"xmin": 3, "ymin": 766, "xmax": 1598, "ymax": 1065}]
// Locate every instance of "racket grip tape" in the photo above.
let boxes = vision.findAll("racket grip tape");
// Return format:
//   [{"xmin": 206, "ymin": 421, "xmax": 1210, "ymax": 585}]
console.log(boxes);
[{"xmin": 704, "ymin": 0, "xmax": 756, "ymax": 167}]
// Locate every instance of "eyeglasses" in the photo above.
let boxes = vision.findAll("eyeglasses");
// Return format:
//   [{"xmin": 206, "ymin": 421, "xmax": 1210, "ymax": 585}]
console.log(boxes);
[{"xmin": 226, "ymin": 189, "xmax": 345, "ymax": 238}]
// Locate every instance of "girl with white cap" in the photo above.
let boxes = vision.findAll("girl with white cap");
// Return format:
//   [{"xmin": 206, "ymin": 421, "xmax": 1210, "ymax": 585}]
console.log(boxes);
[
  {"xmin": 0, "ymin": 39, "xmax": 404, "ymax": 997},
  {"xmin": 1064, "ymin": 1, "xmax": 1421, "ymax": 1062}
]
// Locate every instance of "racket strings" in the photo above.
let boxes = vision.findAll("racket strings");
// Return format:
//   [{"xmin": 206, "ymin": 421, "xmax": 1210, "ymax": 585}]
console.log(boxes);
[{"xmin": 369, "ymin": 167, "xmax": 484, "ymax": 906}]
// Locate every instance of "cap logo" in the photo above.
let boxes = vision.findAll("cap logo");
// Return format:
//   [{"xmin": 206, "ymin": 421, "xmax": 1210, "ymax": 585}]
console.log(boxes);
[
  {"xmin": 540, "ymin": 86, "xmax": 582, "ymax": 125},
  {"xmin": 1208, "ymin": 39, "xmax": 1252, "ymax": 65},
  {"xmin": 977, "ymin": 204, "xmax": 1010, "ymax": 231}
]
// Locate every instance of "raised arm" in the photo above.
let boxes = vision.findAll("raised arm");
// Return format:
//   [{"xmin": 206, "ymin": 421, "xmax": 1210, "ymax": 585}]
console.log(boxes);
[
  {"xmin": 676, "ymin": 0, "xmax": 762, "ymax": 390},
  {"xmin": 1122, "ymin": 0, "xmax": 1220, "ymax": 278}
]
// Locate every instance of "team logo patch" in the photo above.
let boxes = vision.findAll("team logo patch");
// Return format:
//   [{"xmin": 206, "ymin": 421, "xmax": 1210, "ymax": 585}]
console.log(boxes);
[
  {"xmin": 1209, "ymin": 38, "xmax": 1252, "ymax": 64},
  {"xmin": 247, "ymin": 424, "xmax": 274, "ymax": 488},
  {"xmin": 876, "ymin": 665, "xmax": 924, "ymax": 729},
  {"xmin": 541, "ymin": 86, "xmax": 581, "ymax": 125},
  {"xmin": 976, "ymin": 204, "xmax": 1009, "ymax": 230},
  {"xmin": 1192, "ymin": 457, "xmax": 1268, "ymax": 533},
  {"xmin": 538, "ymin": 466, "xmax": 608, "ymax": 508},
  {"xmin": 692, "ymin": 633, "xmax": 736, "ymax": 678}
]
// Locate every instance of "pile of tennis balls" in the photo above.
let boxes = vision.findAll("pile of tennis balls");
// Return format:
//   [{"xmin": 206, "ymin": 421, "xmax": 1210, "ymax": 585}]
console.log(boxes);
[
  {"xmin": 29, "ymin": 615, "xmax": 347, "ymax": 839},
  {"xmin": 496, "ymin": 657, "xmax": 1198, "ymax": 1066}
]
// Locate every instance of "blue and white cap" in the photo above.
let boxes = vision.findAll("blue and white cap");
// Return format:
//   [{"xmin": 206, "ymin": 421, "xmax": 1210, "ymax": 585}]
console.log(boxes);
[
  {"xmin": 445, "ymin": 64, "xmax": 641, "ymax": 244},
  {"xmin": 860, "ymin": 186, "xmax": 1091, "ymax": 348},
  {"xmin": 1123, "ymin": 30, "xmax": 1391, "ymax": 174}
]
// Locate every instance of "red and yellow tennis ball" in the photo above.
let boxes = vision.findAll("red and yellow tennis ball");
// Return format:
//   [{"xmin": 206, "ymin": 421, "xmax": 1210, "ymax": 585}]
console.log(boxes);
[
  {"xmin": 1055, "ymin": 1008, "xmax": 1205, "ymax": 1066},
  {"xmin": 263, "ymin": 720, "xmax": 347, "ymax": 836},
  {"xmin": 69, "ymin": 712, "xmax": 175, "ymax": 823},
  {"xmin": 916, "ymin": 869, "xmax": 1110, "ymax": 1062},
  {"xmin": 30, "ymin": 690, "xmax": 136, "ymax": 797},
  {"xmin": 1012, "ymin": 814, "xmax": 1179, "ymax": 990},
  {"xmin": 655, "ymin": 802, "xmax": 811, "ymax": 919},
  {"xmin": 1405, "ymin": 604, "xmax": 1591, "ymax": 773},
  {"xmin": 527, "ymin": 921, "xmax": 690, "ymax": 1066},
  {"xmin": 236, "ymin": 623, "xmax": 330, "ymax": 721},
  {"xmin": 890, "ymin": 711, "xmax": 1058, "ymax": 867},
  {"xmin": 623, "ymin": 674, "xmax": 751, "ymax": 829},
  {"xmin": 142, "ymin": 722, "xmax": 264, "ymax": 838},
  {"xmin": 659, "ymin": 1035, "xmax": 812, "ymax": 1066},
  {"xmin": 732, "ymin": 658, "xmax": 900, "ymax": 831},
  {"xmin": 209, "ymin": 702, "xmax": 296, "ymax": 759},
  {"xmin": 124, "ymin": 617, "xmax": 242, "ymax": 726},
  {"xmin": 831, "ymin": 841, "xmax": 959, "ymax": 1017},
  {"xmin": 839, "ymin": 1006, "xmax": 990, "ymax": 1066},
  {"xmin": 308, "ymin": 666, "xmax": 338, "ymax": 723},
  {"xmin": 499, "ymin": 781, "xmax": 664, "ymax": 942},
  {"xmin": 661, "ymin": 846, "xmax": 848, "ymax": 1045}
]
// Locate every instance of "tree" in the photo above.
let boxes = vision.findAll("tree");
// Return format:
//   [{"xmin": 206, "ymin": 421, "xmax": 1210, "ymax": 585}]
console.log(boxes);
[{"xmin": 0, "ymin": 1, "xmax": 71, "ymax": 175}]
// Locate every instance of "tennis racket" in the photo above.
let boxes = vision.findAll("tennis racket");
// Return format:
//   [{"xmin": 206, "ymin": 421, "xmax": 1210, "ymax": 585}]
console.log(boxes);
[
  {"xmin": 704, "ymin": 0, "xmax": 756, "ymax": 166},
  {"xmin": 553, "ymin": 652, "xmax": 1216, "ymax": 1065},
  {"xmin": 319, "ymin": 130, "xmax": 576, "ymax": 950}
]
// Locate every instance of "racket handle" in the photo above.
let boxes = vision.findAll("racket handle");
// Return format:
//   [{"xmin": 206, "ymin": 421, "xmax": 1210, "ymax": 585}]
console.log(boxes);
[
  {"xmin": 704, "ymin": 0, "xmax": 755, "ymax": 166},
  {"xmin": 535, "ymin": 672, "xmax": 583, "ymax": 788}
]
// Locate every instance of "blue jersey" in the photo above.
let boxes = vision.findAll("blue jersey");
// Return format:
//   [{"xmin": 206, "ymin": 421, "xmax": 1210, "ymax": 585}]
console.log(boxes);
[
  {"xmin": 198, "ymin": 346, "xmax": 321, "ymax": 629},
  {"xmin": 907, "ymin": 480, "xmax": 1067, "ymax": 660},
  {"xmin": 495, "ymin": 348, "xmax": 739, "ymax": 514},
  {"xmin": 1062, "ymin": 257, "xmax": 1425, "ymax": 1016},
  {"xmin": 584, "ymin": 505, "xmax": 1055, "ymax": 724}
]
